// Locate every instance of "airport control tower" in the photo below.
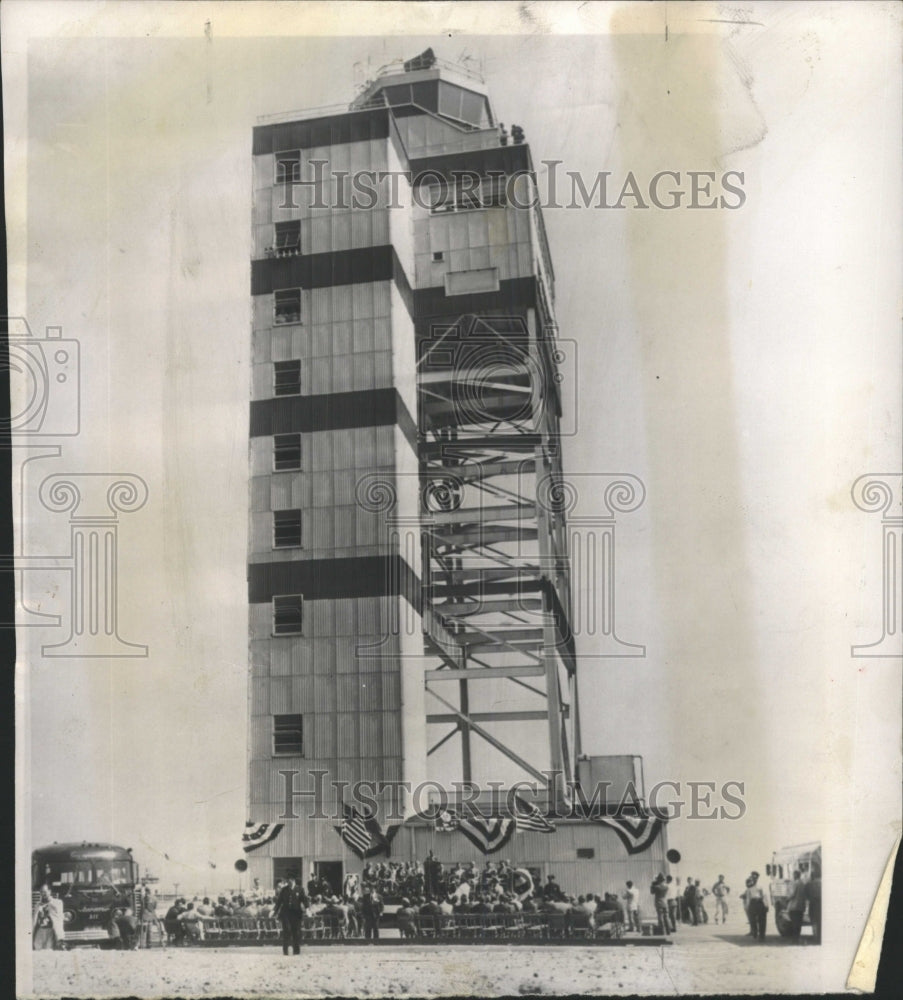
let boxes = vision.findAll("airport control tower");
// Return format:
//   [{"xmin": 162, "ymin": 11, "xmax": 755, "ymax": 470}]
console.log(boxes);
[{"xmin": 246, "ymin": 51, "xmax": 665, "ymax": 892}]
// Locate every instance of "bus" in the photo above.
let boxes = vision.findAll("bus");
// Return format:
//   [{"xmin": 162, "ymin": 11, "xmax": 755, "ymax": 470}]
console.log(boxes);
[
  {"xmin": 32, "ymin": 842, "xmax": 140, "ymax": 947},
  {"xmin": 766, "ymin": 841, "xmax": 821, "ymax": 939}
]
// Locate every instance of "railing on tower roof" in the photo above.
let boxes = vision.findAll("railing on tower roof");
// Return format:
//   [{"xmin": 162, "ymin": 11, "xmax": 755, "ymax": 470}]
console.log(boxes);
[
  {"xmin": 368, "ymin": 54, "xmax": 484, "ymax": 85},
  {"xmin": 256, "ymin": 93, "xmax": 387, "ymax": 126},
  {"xmin": 256, "ymin": 55, "xmax": 484, "ymax": 125}
]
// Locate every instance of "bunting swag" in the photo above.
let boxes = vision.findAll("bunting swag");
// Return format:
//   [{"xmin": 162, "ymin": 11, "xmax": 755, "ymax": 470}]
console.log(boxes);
[
  {"xmin": 591, "ymin": 813, "xmax": 664, "ymax": 855},
  {"xmin": 242, "ymin": 821, "xmax": 284, "ymax": 853},
  {"xmin": 335, "ymin": 806, "xmax": 399, "ymax": 860},
  {"xmin": 459, "ymin": 815, "xmax": 515, "ymax": 854},
  {"xmin": 437, "ymin": 811, "xmax": 515, "ymax": 854}
]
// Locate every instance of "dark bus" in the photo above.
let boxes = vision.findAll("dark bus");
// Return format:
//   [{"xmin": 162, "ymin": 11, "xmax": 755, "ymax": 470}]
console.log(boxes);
[{"xmin": 32, "ymin": 842, "xmax": 140, "ymax": 946}]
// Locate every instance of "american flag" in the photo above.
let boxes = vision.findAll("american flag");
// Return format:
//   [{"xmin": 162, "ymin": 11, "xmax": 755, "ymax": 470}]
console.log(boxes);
[
  {"xmin": 335, "ymin": 805, "xmax": 398, "ymax": 860},
  {"xmin": 513, "ymin": 794, "xmax": 556, "ymax": 833},
  {"xmin": 339, "ymin": 806, "xmax": 373, "ymax": 856}
]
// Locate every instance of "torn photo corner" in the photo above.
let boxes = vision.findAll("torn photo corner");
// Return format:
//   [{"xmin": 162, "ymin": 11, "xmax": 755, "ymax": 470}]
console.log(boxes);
[{"xmin": 7, "ymin": 1, "xmax": 902, "ymax": 997}]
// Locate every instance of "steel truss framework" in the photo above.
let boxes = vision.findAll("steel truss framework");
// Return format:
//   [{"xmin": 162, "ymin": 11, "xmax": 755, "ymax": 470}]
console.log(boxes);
[{"xmin": 417, "ymin": 310, "xmax": 580, "ymax": 811}]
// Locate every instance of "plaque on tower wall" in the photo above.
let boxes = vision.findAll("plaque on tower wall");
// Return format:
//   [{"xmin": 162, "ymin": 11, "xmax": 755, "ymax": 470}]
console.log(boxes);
[{"xmin": 6, "ymin": 2, "xmax": 901, "ymax": 997}]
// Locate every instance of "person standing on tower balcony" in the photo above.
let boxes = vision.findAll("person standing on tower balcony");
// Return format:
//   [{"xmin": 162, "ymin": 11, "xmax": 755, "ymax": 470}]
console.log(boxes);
[{"xmin": 498, "ymin": 122, "xmax": 508, "ymax": 146}]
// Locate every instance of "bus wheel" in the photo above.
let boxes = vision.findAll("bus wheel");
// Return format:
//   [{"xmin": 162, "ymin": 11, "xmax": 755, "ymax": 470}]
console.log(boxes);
[{"xmin": 774, "ymin": 903, "xmax": 793, "ymax": 938}]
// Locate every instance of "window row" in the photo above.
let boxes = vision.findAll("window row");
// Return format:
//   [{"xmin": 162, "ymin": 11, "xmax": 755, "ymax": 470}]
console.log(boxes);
[
  {"xmin": 267, "ymin": 352, "xmax": 397, "ymax": 397},
  {"xmin": 253, "ymin": 281, "xmax": 393, "ymax": 331},
  {"xmin": 422, "ymin": 175, "xmax": 508, "ymax": 214}
]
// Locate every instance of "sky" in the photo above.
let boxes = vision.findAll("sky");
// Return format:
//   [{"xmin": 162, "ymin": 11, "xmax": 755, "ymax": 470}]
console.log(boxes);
[{"xmin": 7, "ymin": 2, "xmax": 901, "ymax": 985}]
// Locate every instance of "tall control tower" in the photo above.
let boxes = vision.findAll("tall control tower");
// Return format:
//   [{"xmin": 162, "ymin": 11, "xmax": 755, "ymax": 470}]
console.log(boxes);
[{"xmin": 247, "ymin": 51, "xmax": 665, "ymax": 892}]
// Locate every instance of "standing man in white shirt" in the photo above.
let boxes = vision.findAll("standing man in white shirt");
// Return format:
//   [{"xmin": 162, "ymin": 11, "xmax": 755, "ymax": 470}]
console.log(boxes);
[
  {"xmin": 622, "ymin": 880, "xmax": 641, "ymax": 933},
  {"xmin": 664, "ymin": 875, "xmax": 679, "ymax": 931},
  {"xmin": 711, "ymin": 875, "xmax": 730, "ymax": 924}
]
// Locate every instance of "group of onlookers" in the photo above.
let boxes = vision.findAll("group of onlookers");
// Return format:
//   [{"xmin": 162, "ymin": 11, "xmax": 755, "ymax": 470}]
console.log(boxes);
[
  {"xmin": 621, "ymin": 874, "xmax": 733, "ymax": 936},
  {"xmin": 741, "ymin": 868, "xmax": 821, "ymax": 944},
  {"xmin": 163, "ymin": 892, "xmax": 279, "ymax": 944}
]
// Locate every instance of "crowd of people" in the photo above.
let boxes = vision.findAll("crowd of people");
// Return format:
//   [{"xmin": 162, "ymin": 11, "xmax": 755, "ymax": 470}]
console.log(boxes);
[
  {"xmin": 33, "ymin": 859, "xmax": 821, "ymax": 951},
  {"xmin": 359, "ymin": 853, "xmax": 535, "ymax": 904},
  {"xmin": 163, "ymin": 892, "xmax": 280, "ymax": 945},
  {"xmin": 739, "ymin": 868, "xmax": 821, "ymax": 944}
]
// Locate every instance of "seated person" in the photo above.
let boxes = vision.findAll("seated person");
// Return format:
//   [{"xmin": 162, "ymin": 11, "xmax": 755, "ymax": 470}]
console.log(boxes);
[
  {"xmin": 164, "ymin": 900, "xmax": 185, "ymax": 944},
  {"xmin": 176, "ymin": 903, "xmax": 205, "ymax": 942},
  {"xmin": 116, "ymin": 907, "xmax": 140, "ymax": 949},
  {"xmin": 395, "ymin": 898, "xmax": 418, "ymax": 938}
]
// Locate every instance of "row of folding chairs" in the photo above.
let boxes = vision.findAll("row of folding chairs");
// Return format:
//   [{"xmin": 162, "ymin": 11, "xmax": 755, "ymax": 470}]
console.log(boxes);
[
  {"xmin": 404, "ymin": 912, "xmax": 624, "ymax": 941},
  {"xmin": 200, "ymin": 917, "xmax": 328, "ymax": 944}
]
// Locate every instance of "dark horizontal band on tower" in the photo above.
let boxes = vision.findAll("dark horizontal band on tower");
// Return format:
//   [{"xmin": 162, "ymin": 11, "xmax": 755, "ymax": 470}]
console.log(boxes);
[
  {"xmin": 251, "ymin": 243, "xmax": 540, "ymax": 328},
  {"xmin": 248, "ymin": 554, "xmax": 421, "ymax": 609},
  {"xmin": 253, "ymin": 109, "xmax": 391, "ymax": 156},
  {"xmin": 251, "ymin": 245, "xmax": 413, "ymax": 307},
  {"xmin": 250, "ymin": 387, "xmax": 417, "ymax": 453},
  {"xmin": 409, "ymin": 145, "xmax": 530, "ymax": 185},
  {"xmin": 413, "ymin": 276, "xmax": 537, "ymax": 325}
]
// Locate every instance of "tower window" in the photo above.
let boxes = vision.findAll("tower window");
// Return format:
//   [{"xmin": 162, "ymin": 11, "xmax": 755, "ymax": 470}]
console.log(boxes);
[
  {"xmin": 426, "ymin": 175, "xmax": 508, "ymax": 214},
  {"xmin": 273, "ymin": 714, "xmax": 304, "ymax": 755},
  {"xmin": 432, "ymin": 251, "xmax": 444, "ymax": 262},
  {"xmin": 274, "ymin": 433, "xmax": 302, "ymax": 471},
  {"xmin": 273, "ymin": 360, "xmax": 301, "ymax": 396},
  {"xmin": 273, "ymin": 220, "xmax": 301, "ymax": 257},
  {"xmin": 273, "ymin": 509, "xmax": 302, "ymax": 548},
  {"xmin": 273, "ymin": 594, "xmax": 303, "ymax": 635},
  {"xmin": 274, "ymin": 289, "xmax": 302, "ymax": 325}
]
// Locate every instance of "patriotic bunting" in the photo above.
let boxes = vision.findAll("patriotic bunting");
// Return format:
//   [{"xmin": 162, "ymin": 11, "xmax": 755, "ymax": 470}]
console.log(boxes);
[
  {"xmin": 590, "ymin": 813, "xmax": 664, "ymax": 855},
  {"xmin": 242, "ymin": 821, "xmax": 285, "ymax": 853},
  {"xmin": 457, "ymin": 814, "xmax": 515, "ymax": 854},
  {"xmin": 432, "ymin": 808, "xmax": 515, "ymax": 854},
  {"xmin": 513, "ymin": 795, "xmax": 556, "ymax": 833},
  {"xmin": 335, "ymin": 805, "xmax": 399, "ymax": 860}
]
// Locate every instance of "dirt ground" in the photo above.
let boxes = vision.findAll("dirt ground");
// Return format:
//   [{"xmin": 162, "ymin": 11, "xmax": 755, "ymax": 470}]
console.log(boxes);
[{"xmin": 24, "ymin": 913, "xmax": 831, "ymax": 997}]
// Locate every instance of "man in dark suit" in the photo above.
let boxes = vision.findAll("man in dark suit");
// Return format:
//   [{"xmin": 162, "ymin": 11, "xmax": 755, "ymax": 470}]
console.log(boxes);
[
  {"xmin": 273, "ymin": 876, "xmax": 307, "ymax": 955},
  {"xmin": 361, "ymin": 888, "xmax": 383, "ymax": 940}
]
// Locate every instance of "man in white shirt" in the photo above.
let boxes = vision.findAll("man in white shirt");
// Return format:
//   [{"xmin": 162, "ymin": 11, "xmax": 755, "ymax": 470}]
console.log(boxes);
[
  {"xmin": 711, "ymin": 875, "xmax": 730, "ymax": 924},
  {"xmin": 664, "ymin": 875, "xmax": 679, "ymax": 931},
  {"xmin": 622, "ymin": 880, "xmax": 641, "ymax": 933}
]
